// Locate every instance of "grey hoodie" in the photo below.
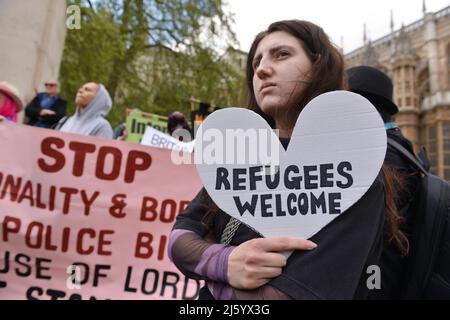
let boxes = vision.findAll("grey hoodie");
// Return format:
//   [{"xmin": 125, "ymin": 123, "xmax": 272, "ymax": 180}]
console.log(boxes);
[{"xmin": 58, "ymin": 84, "xmax": 113, "ymax": 138}]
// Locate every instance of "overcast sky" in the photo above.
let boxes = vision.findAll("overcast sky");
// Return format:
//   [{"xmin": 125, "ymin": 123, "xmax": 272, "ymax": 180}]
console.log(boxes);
[{"xmin": 226, "ymin": 0, "xmax": 450, "ymax": 54}]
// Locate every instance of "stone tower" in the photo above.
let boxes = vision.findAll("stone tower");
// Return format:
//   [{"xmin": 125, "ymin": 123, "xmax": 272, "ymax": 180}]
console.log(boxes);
[
  {"xmin": 391, "ymin": 24, "xmax": 420, "ymax": 151},
  {"xmin": 345, "ymin": 4, "xmax": 450, "ymax": 179}
]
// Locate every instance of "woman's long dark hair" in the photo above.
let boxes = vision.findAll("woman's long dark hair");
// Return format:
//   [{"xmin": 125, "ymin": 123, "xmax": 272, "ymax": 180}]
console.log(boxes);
[{"xmin": 202, "ymin": 20, "xmax": 409, "ymax": 255}]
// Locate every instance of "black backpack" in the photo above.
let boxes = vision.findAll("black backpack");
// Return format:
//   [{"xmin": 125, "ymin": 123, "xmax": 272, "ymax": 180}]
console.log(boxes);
[{"xmin": 387, "ymin": 138, "xmax": 450, "ymax": 299}]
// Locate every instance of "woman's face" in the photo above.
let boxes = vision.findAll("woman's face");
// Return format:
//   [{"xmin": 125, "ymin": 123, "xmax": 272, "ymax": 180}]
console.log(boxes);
[
  {"xmin": 252, "ymin": 31, "xmax": 313, "ymax": 122},
  {"xmin": 75, "ymin": 82, "xmax": 99, "ymax": 110}
]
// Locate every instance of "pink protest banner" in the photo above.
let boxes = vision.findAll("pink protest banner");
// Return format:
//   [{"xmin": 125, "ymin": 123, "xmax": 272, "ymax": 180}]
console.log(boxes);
[{"xmin": 0, "ymin": 121, "xmax": 203, "ymax": 300}]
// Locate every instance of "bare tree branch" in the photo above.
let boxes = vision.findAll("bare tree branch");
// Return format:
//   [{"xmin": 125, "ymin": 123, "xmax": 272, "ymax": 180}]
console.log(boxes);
[{"xmin": 86, "ymin": 0, "xmax": 95, "ymax": 11}]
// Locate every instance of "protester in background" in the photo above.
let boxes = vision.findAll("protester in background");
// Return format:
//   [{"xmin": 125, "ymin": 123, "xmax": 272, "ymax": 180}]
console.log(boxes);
[
  {"xmin": 169, "ymin": 20, "xmax": 406, "ymax": 300},
  {"xmin": 347, "ymin": 66, "xmax": 420, "ymax": 192},
  {"xmin": 347, "ymin": 65, "xmax": 421, "ymax": 299},
  {"xmin": 0, "ymin": 81, "xmax": 23, "ymax": 122},
  {"xmin": 25, "ymin": 80, "xmax": 67, "ymax": 128},
  {"xmin": 167, "ymin": 111, "xmax": 191, "ymax": 136},
  {"xmin": 113, "ymin": 122, "xmax": 128, "ymax": 141},
  {"xmin": 55, "ymin": 82, "xmax": 113, "ymax": 139}
]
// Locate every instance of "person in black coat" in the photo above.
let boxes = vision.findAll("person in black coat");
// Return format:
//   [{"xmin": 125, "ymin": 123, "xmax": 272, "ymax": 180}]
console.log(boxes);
[
  {"xmin": 347, "ymin": 65, "xmax": 421, "ymax": 299},
  {"xmin": 25, "ymin": 80, "xmax": 67, "ymax": 128},
  {"xmin": 346, "ymin": 66, "xmax": 420, "ymax": 205}
]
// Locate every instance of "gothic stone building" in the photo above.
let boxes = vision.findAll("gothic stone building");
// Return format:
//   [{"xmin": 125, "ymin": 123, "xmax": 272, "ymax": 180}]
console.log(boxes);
[{"xmin": 345, "ymin": 6, "xmax": 450, "ymax": 180}]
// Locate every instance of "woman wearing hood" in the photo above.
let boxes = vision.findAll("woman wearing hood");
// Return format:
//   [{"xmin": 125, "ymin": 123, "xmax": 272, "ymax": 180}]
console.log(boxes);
[{"xmin": 56, "ymin": 82, "xmax": 113, "ymax": 139}]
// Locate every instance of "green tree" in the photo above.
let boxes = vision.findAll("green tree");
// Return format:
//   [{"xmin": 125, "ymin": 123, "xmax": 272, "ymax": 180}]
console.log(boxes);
[{"xmin": 60, "ymin": 0, "xmax": 245, "ymax": 128}]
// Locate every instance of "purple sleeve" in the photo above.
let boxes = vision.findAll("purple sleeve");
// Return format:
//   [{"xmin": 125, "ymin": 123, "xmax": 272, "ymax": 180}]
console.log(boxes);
[{"xmin": 168, "ymin": 229, "xmax": 235, "ymax": 282}]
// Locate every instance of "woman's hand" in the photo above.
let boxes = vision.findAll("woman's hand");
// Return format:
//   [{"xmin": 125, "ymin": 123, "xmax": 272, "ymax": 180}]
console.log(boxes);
[{"xmin": 227, "ymin": 237, "xmax": 317, "ymax": 290}]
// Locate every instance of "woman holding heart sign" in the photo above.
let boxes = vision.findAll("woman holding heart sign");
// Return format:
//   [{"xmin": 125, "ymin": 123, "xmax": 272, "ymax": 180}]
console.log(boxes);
[{"xmin": 168, "ymin": 20, "xmax": 407, "ymax": 300}]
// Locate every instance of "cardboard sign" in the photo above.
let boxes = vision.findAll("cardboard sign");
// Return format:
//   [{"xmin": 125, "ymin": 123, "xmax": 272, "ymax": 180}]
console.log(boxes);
[
  {"xmin": 141, "ymin": 126, "xmax": 195, "ymax": 153},
  {"xmin": 0, "ymin": 122, "xmax": 203, "ymax": 300},
  {"xmin": 194, "ymin": 91, "xmax": 386, "ymax": 239},
  {"xmin": 126, "ymin": 109, "xmax": 168, "ymax": 143}
]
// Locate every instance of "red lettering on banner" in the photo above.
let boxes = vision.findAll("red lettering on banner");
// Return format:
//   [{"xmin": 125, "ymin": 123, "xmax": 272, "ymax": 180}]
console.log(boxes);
[
  {"xmin": 160, "ymin": 200, "xmax": 176, "ymax": 223},
  {"xmin": 77, "ymin": 229, "xmax": 96, "ymax": 255},
  {"xmin": 140, "ymin": 197, "xmax": 186, "ymax": 224},
  {"xmin": 0, "ymin": 172, "xmax": 100, "ymax": 216},
  {"xmin": 68, "ymin": 142, "xmax": 96, "ymax": 177},
  {"xmin": 35, "ymin": 183, "xmax": 48, "ymax": 209},
  {"xmin": 134, "ymin": 233, "xmax": 167, "ymax": 260},
  {"xmin": 140, "ymin": 197, "xmax": 158, "ymax": 221},
  {"xmin": 17, "ymin": 180, "xmax": 34, "ymax": 205},
  {"xmin": 158, "ymin": 235, "xmax": 167, "ymax": 261},
  {"xmin": 135, "ymin": 232, "xmax": 153, "ymax": 259},
  {"xmin": 109, "ymin": 194, "xmax": 127, "ymax": 218},
  {"xmin": 0, "ymin": 174, "xmax": 189, "ymax": 222},
  {"xmin": 2, "ymin": 216, "xmax": 21, "ymax": 241},
  {"xmin": 44, "ymin": 226, "xmax": 58, "ymax": 251},
  {"xmin": 0, "ymin": 124, "xmax": 203, "ymax": 300},
  {"xmin": 75, "ymin": 229, "xmax": 113, "ymax": 256},
  {"xmin": 60, "ymin": 187, "xmax": 78, "ymax": 214},
  {"xmin": 61, "ymin": 227, "xmax": 71, "ymax": 252},
  {"xmin": 80, "ymin": 190, "xmax": 100, "ymax": 216},
  {"xmin": 1, "ymin": 216, "xmax": 114, "ymax": 256},
  {"xmin": 26, "ymin": 221, "xmax": 44, "ymax": 248},
  {"xmin": 96, "ymin": 147, "xmax": 122, "ymax": 180},
  {"xmin": 0, "ymin": 174, "xmax": 22, "ymax": 202},
  {"xmin": 37, "ymin": 138, "xmax": 151, "ymax": 183},
  {"xmin": 124, "ymin": 151, "xmax": 152, "ymax": 183},
  {"xmin": 98, "ymin": 230, "xmax": 114, "ymax": 256},
  {"xmin": 38, "ymin": 137, "xmax": 65, "ymax": 173}
]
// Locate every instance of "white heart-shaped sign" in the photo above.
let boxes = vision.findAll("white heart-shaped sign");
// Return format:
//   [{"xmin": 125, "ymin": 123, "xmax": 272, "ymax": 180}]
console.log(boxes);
[{"xmin": 194, "ymin": 91, "xmax": 386, "ymax": 239}]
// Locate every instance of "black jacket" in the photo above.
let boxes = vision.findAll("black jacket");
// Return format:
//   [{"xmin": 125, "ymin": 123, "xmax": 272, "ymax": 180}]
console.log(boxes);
[
  {"xmin": 368, "ymin": 128, "xmax": 421, "ymax": 299},
  {"xmin": 25, "ymin": 95, "xmax": 67, "ymax": 128},
  {"xmin": 385, "ymin": 129, "xmax": 450, "ymax": 299},
  {"xmin": 385, "ymin": 128, "xmax": 421, "ymax": 208}
]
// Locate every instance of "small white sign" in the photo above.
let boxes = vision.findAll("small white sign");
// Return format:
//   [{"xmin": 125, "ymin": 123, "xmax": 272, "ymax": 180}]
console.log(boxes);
[
  {"xmin": 195, "ymin": 91, "xmax": 387, "ymax": 239},
  {"xmin": 141, "ymin": 126, "xmax": 195, "ymax": 153}
]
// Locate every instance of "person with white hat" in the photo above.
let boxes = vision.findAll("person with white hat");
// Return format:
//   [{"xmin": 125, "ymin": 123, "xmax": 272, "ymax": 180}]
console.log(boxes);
[{"xmin": 0, "ymin": 81, "xmax": 23, "ymax": 122}]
